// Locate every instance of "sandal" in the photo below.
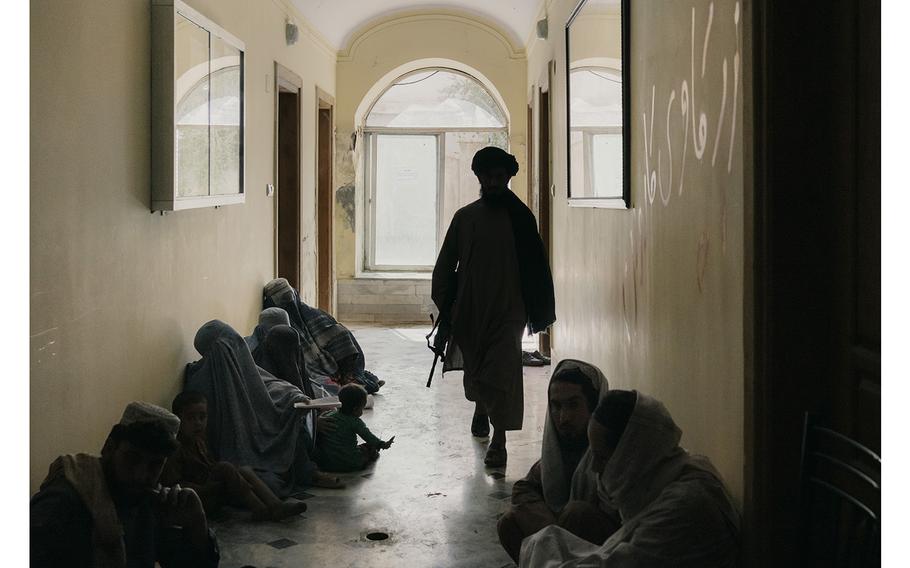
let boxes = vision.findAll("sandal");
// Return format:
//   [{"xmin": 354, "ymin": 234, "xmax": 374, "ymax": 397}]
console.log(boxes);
[
  {"xmin": 522, "ymin": 351, "xmax": 546, "ymax": 367},
  {"xmin": 471, "ymin": 413, "xmax": 490, "ymax": 437},
  {"xmin": 531, "ymin": 350, "xmax": 551, "ymax": 366},
  {"xmin": 311, "ymin": 471, "xmax": 346, "ymax": 489},
  {"xmin": 484, "ymin": 445, "xmax": 508, "ymax": 468}
]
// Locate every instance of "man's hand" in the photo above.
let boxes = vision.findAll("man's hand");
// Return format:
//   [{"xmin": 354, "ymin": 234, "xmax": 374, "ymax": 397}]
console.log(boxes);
[
  {"xmin": 155, "ymin": 484, "xmax": 209, "ymax": 551},
  {"xmin": 381, "ymin": 436, "xmax": 395, "ymax": 450}
]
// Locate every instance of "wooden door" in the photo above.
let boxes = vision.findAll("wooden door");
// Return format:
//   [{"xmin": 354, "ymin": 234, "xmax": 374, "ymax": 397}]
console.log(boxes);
[
  {"xmin": 538, "ymin": 88, "xmax": 552, "ymax": 356},
  {"xmin": 277, "ymin": 90, "xmax": 300, "ymax": 289},
  {"xmin": 316, "ymin": 99, "xmax": 335, "ymax": 314},
  {"xmin": 746, "ymin": 0, "xmax": 880, "ymax": 564}
]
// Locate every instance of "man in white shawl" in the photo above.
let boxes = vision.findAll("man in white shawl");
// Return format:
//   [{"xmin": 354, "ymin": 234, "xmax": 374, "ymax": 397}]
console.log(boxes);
[
  {"xmin": 520, "ymin": 390, "xmax": 741, "ymax": 567},
  {"xmin": 498, "ymin": 360, "xmax": 619, "ymax": 562}
]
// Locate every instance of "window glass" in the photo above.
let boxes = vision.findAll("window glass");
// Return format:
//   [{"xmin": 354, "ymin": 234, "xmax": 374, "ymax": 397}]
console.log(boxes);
[
  {"xmin": 209, "ymin": 37, "xmax": 242, "ymax": 195},
  {"xmin": 367, "ymin": 70, "xmax": 507, "ymax": 128},
  {"xmin": 374, "ymin": 135, "xmax": 438, "ymax": 267},
  {"xmin": 591, "ymin": 133, "xmax": 623, "ymax": 196},
  {"xmin": 569, "ymin": 67, "xmax": 623, "ymax": 197},
  {"xmin": 175, "ymin": 14, "xmax": 210, "ymax": 198},
  {"xmin": 365, "ymin": 69, "xmax": 509, "ymax": 271}
]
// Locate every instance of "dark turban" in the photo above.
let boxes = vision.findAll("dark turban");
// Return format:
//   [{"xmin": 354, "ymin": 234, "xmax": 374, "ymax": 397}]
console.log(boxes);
[{"xmin": 471, "ymin": 146, "xmax": 519, "ymax": 177}]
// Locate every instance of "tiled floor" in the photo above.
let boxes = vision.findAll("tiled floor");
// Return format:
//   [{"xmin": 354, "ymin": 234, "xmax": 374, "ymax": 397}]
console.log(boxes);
[{"xmin": 215, "ymin": 324, "xmax": 552, "ymax": 568}]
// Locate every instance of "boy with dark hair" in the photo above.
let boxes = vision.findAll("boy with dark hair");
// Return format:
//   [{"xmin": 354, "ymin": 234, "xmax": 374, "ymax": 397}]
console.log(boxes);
[
  {"xmin": 30, "ymin": 401, "xmax": 220, "ymax": 568},
  {"xmin": 162, "ymin": 390, "xmax": 307, "ymax": 521},
  {"xmin": 315, "ymin": 384, "xmax": 394, "ymax": 472}
]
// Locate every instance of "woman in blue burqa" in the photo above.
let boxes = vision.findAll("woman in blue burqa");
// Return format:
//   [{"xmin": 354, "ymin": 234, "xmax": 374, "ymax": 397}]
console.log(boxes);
[
  {"xmin": 184, "ymin": 320, "xmax": 343, "ymax": 495},
  {"xmin": 262, "ymin": 278, "xmax": 383, "ymax": 394}
]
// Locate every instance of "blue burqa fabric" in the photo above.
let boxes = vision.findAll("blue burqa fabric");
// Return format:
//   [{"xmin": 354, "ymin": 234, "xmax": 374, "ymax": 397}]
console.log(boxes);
[
  {"xmin": 262, "ymin": 279, "xmax": 381, "ymax": 393},
  {"xmin": 184, "ymin": 319, "xmax": 315, "ymax": 498},
  {"xmin": 244, "ymin": 307, "xmax": 291, "ymax": 353}
]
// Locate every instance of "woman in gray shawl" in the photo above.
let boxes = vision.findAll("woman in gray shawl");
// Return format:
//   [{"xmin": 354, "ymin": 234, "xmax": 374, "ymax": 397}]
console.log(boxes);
[
  {"xmin": 520, "ymin": 390, "xmax": 741, "ymax": 567},
  {"xmin": 262, "ymin": 279, "xmax": 382, "ymax": 394},
  {"xmin": 184, "ymin": 320, "xmax": 343, "ymax": 496},
  {"xmin": 245, "ymin": 307, "xmax": 291, "ymax": 353}
]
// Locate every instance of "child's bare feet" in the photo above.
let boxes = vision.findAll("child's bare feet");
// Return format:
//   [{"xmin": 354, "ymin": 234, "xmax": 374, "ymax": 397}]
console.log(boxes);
[
  {"xmin": 269, "ymin": 500, "xmax": 307, "ymax": 521},
  {"xmin": 250, "ymin": 506, "xmax": 271, "ymax": 522}
]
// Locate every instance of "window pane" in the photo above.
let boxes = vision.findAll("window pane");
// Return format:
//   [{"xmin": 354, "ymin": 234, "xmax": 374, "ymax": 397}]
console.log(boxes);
[
  {"xmin": 570, "ymin": 68, "xmax": 622, "ymax": 127},
  {"xmin": 569, "ymin": 67, "xmax": 623, "ymax": 198},
  {"xmin": 367, "ymin": 70, "xmax": 506, "ymax": 128},
  {"xmin": 591, "ymin": 133, "xmax": 623, "ymax": 197},
  {"xmin": 175, "ymin": 14, "xmax": 210, "ymax": 198},
  {"xmin": 210, "ymin": 37, "xmax": 242, "ymax": 195},
  {"xmin": 374, "ymin": 135, "xmax": 438, "ymax": 267}
]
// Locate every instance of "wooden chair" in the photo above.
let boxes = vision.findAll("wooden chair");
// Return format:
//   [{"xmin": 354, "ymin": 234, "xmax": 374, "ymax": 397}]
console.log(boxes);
[{"xmin": 798, "ymin": 412, "xmax": 880, "ymax": 567}]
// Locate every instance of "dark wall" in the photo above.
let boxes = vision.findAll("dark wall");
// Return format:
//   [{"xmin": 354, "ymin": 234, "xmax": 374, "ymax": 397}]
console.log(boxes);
[{"xmin": 748, "ymin": 0, "xmax": 880, "ymax": 564}]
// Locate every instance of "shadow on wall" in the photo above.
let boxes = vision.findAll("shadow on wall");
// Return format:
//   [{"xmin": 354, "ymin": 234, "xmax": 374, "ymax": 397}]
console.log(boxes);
[{"xmin": 336, "ymin": 184, "xmax": 355, "ymax": 231}]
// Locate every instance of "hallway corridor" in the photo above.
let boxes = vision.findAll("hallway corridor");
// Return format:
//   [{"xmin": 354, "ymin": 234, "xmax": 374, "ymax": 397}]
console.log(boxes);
[{"xmin": 216, "ymin": 325, "xmax": 551, "ymax": 568}]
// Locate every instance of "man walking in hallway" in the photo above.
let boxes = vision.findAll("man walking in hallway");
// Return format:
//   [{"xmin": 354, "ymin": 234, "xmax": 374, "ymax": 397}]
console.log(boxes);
[{"xmin": 432, "ymin": 146, "xmax": 555, "ymax": 467}]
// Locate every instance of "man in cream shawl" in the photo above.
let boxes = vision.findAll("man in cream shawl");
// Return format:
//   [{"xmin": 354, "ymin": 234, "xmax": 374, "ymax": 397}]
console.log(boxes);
[
  {"xmin": 498, "ymin": 360, "xmax": 620, "ymax": 562},
  {"xmin": 520, "ymin": 390, "xmax": 740, "ymax": 567}
]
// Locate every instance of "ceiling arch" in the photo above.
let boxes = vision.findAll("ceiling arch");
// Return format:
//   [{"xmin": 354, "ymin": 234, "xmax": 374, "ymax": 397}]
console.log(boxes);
[{"xmin": 289, "ymin": 0, "xmax": 542, "ymax": 51}]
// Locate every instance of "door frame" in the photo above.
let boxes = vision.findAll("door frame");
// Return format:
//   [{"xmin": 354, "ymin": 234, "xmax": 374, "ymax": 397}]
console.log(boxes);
[
  {"xmin": 274, "ymin": 63, "xmax": 303, "ymax": 289},
  {"xmin": 315, "ymin": 87, "xmax": 336, "ymax": 314}
]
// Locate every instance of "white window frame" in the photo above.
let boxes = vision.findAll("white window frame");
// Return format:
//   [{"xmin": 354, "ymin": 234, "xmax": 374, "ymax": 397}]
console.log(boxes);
[
  {"xmin": 364, "ymin": 131, "xmax": 445, "ymax": 272},
  {"xmin": 360, "ymin": 68, "xmax": 510, "ymax": 273},
  {"xmin": 151, "ymin": 0, "xmax": 246, "ymax": 211}
]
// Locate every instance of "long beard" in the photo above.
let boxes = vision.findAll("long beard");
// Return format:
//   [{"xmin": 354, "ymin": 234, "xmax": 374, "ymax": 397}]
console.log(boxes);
[{"xmin": 480, "ymin": 185, "xmax": 509, "ymax": 201}]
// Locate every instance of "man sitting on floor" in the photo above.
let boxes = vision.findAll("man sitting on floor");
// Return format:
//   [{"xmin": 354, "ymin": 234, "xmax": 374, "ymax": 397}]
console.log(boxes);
[
  {"xmin": 498, "ymin": 360, "xmax": 619, "ymax": 562},
  {"xmin": 30, "ymin": 401, "xmax": 220, "ymax": 568},
  {"xmin": 520, "ymin": 390, "xmax": 741, "ymax": 567}
]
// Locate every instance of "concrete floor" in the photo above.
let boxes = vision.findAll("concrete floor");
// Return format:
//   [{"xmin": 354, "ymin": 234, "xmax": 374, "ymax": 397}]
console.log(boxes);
[{"xmin": 216, "ymin": 324, "xmax": 552, "ymax": 568}]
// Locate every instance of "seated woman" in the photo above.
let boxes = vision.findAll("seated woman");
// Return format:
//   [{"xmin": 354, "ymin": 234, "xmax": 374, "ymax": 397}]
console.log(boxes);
[
  {"xmin": 262, "ymin": 278, "xmax": 384, "ymax": 394},
  {"xmin": 184, "ymin": 320, "xmax": 344, "ymax": 494},
  {"xmin": 245, "ymin": 306, "xmax": 292, "ymax": 353},
  {"xmin": 252, "ymin": 322, "xmax": 314, "ymax": 398},
  {"xmin": 520, "ymin": 390, "xmax": 741, "ymax": 567}
]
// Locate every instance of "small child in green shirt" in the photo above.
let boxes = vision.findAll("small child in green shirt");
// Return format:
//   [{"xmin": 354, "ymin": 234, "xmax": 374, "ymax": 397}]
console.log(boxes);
[{"xmin": 316, "ymin": 384, "xmax": 394, "ymax": 472}]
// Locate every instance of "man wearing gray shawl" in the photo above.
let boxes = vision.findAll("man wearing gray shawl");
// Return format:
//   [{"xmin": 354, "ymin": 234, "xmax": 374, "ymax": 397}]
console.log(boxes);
[
  {"xmin": 498, "ymin": 360, "xmax": 618, "ymax": 562},
  {"xmin": 520, "ymin": 390, "xmax": 741, "ymax": 567}
]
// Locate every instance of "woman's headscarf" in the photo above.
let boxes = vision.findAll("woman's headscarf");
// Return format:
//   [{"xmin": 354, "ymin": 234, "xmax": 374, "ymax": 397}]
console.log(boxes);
[
  {"xmin": 245, "ymin": 307, "xmax": 291, "ymax": 353},
  {"xmin": 539, "ymin": 359, "xmax": 610, "ymax": 512},
  {"xmin": 254, "ymin": 324, "xmax": 314, "ymax": 398},
  {"xmin": 262, "ymin": 279, "xmax": 381, "ymax": 393},
  {"xmin": 185, "ymin": 320, "xmax": 313, "ymax": 497}
]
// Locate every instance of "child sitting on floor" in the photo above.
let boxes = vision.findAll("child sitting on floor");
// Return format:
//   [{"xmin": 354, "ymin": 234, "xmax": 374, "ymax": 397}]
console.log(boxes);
[
  {"xmin": 161, "ymin": 390, "xmax": 307, "ymax": 521},
  {"xmin": 316, "ymin": 384, "xmax": 394, "ymax": 472}
]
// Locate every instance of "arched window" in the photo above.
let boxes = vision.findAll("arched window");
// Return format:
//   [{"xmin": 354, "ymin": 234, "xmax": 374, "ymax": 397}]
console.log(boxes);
[
  {"xmin": 176, "ymin": 50, "xmax": 242, "ymax": 198},
  {"xmin": 363, "ymin": 68, "xmax": 509, "ymax": 271}
]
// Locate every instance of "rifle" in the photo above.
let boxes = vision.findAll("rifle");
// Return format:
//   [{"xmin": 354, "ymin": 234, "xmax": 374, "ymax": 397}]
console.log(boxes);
[{"xmin": 425, "ymin": 312, "xmax": 451, "ymax": 388}]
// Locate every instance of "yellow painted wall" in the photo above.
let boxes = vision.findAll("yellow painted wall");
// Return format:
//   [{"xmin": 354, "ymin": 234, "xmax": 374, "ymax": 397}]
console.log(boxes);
[
  {"xmin": 334, "ymin": 12, "xmax": 529, "ymax": 278},
  {"xmin": 528, "ymin": 0, "xmax": 747, "ymax": 504},
  {"xmin": 30, "ymin": 0, "xmax": 335, "ymax": 492}
]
